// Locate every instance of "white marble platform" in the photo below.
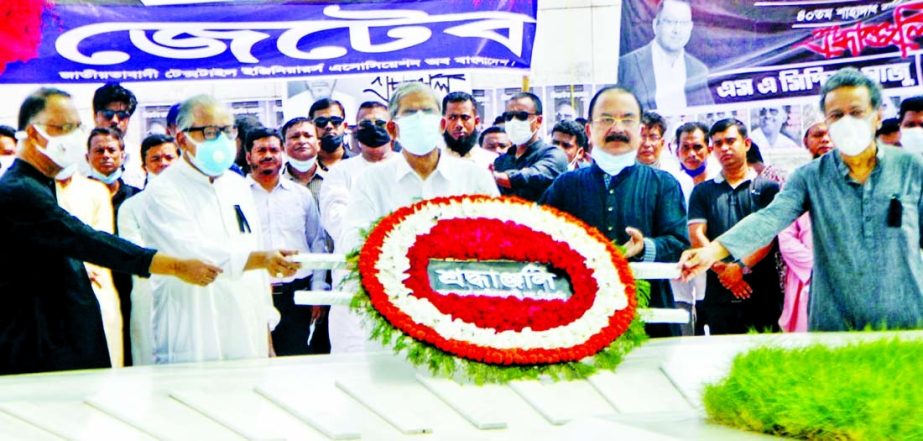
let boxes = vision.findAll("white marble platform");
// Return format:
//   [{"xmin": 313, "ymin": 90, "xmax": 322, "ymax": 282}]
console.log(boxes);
[{"xmin": 1, "ymin": 330, "xmax": 917, "ymax": 440}]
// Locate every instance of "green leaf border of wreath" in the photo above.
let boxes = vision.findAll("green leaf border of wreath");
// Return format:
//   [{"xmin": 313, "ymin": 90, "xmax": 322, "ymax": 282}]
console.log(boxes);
[{"xmin": 343, "ymin": 220, "xmax": 651, "ymax": 385}]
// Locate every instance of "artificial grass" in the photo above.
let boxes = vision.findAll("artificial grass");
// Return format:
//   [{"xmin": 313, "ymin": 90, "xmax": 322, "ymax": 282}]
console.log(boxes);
[{"xmin": 703, "ymin": 338, "xmax": 923, "ymax": 440}]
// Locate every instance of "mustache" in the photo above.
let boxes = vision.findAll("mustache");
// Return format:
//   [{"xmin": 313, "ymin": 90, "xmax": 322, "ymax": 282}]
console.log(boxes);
[{"xmin": 604, "ymin": 132, "xmax": 631, "ymax": 143}]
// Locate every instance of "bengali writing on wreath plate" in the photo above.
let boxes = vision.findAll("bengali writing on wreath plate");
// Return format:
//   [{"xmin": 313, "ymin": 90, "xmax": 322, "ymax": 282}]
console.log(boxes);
[{"xmin": 428, "ymin": 260, "xmax": 573, "ymax": 301}]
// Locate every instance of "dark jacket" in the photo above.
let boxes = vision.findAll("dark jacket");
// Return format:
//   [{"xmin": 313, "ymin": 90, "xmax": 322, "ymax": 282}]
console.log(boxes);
[{"xmin": 540, "ymin": 162, "xmax": 690, "ymax": 337}]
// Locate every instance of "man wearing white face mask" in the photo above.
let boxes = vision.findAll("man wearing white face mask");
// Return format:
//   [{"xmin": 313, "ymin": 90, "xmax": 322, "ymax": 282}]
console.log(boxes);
[
  {"xmin": 493, "ymin": 92, "xmax": 568, "ymax": 201},
  {"xmin": 140, "ymin": 94, "xmax": 303, "ymax": 364},
  {"xmin": 0, "ymin": 88, "xmax": 223, "ymax": 375},
  {"xmin": 898, "ymin": 96, "xmax": 923, "ymax": 155},
  {"xmin": 332, "ymin": 82, "xmax": 499, "ymax": 353},
  {"xmin": 540, "ymin": 86, "xmax": 689, "ymax": 338},
  {"xmin": 681, "ymin": 67, "xmax": 923, "ymax": 332},
  {"xmin": 280, "ymin": 117, "xmax": 324, "ymax": 205}
]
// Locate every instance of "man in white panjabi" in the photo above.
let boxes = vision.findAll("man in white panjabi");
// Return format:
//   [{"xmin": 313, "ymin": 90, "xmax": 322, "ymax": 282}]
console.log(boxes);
[
  {"xmin": 331, "ymin": 82, "xmax": 500, "ymax": 353},
  {"xmin": 55, "ymin": 166, "xmax": 124, "ymax": 367},
  {"xmin": 117, "ymin": 133, "xmax": 179, "ymax": 365},
  {"xmin": 140, "ymin": 95, "xmax": 301, "ymax": 364}
]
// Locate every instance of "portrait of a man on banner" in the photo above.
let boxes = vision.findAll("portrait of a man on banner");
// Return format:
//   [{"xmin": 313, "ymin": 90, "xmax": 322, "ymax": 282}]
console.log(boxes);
[{"xmin": 617, "ymin": 0, "xmax": 713, "ymax": 114}]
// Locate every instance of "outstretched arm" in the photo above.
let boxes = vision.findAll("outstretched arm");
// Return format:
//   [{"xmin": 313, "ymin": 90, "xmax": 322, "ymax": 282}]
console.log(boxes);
[{"xmin": 149, "ymin": 253, "xmax": 222, "ymax": 286}]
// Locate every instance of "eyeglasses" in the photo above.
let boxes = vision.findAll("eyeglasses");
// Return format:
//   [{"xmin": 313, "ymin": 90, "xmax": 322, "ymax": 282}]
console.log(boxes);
[
  {"xmin": 641, "ymin": 133, "xmax": 663, "ymax": 142},
  {"xmin": 501, "ymin": 111, "xmax": 536, "ymax": 122},
  {"xmin": 657, "ymin": 19, "xmax": 693, "ymax": 28},
  {"xmin": 98, "ymin": 109, "xmax": 131, "ymax": 120},
  {"xmin": 36, "ymin": 122, "xmax": 82, "ymax": 136},
  {"xmin": 184, "ymin": 125, "xmax": 237, "ymax": 140},
  {"xmin": 313, "ymin": 116, "xmax": 345, "ymax": 127},
  {"xmin": 592, "ymin": 116, "xmax": 639, "ymax": 128}
]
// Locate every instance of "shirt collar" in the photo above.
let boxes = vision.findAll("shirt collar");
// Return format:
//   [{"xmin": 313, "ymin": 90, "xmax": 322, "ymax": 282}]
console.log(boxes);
[
  {"xmin": 13, "ymin": 159, "xmax": 54, "ymax": 187},
  {"xmin": 247, "ymin": 173, "xmax": 292, "ymax": 192},
  {"xmin": 714, "ymin": 166, "xmax": 758, "ymax": 185},
  {"xmin": 591, "ymin": 160, "xmax": 637, "ymax": 179},
  {"xmin": 511, "ymin": 139, "xmax": 542, "ymax": 157},
  {"xmin": 395, "ymin": 150, "xmax": 456, "ymax": 182},
  {"xmin": 652, "ymin": 40, "xmax": 685, "ymax": 67},
  {"xmin": 282, "ymin": 163, "xmax": 323, "ymax": 182},
  {"xmin": 832, "ymin": 146, "xmax": 883, "ymax": 180}
]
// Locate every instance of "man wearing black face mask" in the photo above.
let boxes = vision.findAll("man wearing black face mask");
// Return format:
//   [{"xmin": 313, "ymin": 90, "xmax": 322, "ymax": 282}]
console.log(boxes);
[
  {"xmin": 441, "ymin": 91, "xmax": 496, "ymax": 169},
  {"xmin": 309, "ymin": 98, "xmax": 351, "ymax": 173},
  {"xmin": 319, "ymin": 101, "xmax": 396, "ymax": 248}
]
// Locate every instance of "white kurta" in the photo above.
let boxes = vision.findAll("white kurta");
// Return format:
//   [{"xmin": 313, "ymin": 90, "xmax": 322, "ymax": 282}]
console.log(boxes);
[
  {"xmin": 56, "ymin": 174, "xmax": 124, "ymax": 367},
  {"xmin": 140, "ymin": 159, "xmax": 278, "ymax": 364},
  {"xmin": 330, "ymin": 152, "xmax": 500, "ymax": 353},
  {"xmin": 318, "ymin": 154, "xmax": 398, "ymax": 249},
  {"xmin": 117, "ymin": 191, "xmax": 155, "ymax": 365}
]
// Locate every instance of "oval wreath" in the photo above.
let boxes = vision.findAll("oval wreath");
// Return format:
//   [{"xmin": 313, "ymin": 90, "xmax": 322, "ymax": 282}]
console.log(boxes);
[{"xmin": 348, "ymin": 195, "xmax": 649, "ymax": 383}]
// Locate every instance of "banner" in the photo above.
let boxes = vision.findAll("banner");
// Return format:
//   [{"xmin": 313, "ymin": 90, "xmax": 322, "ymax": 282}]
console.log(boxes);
[
  {"xmin": 618, "ymin": 0, "xmax": 922, "ymax": 115},
  {"xmin": 0, "ymin": 1, "xmax": 537, "ymax": 83}
]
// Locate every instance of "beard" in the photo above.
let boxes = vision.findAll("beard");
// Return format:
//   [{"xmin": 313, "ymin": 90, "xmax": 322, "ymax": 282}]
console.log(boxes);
[{"xmin": 443, "ymin": 130, "xmax": 478, "ymax": 156}]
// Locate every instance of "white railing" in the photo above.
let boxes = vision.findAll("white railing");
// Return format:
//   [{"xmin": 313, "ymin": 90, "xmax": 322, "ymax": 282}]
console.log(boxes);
[{"xmin": 290, "ymin": 254, "xmax": 688, "ymax": 324}]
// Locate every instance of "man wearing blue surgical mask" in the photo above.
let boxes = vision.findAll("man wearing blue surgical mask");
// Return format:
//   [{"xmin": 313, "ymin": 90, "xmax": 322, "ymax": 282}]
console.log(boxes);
[
  {"xmin": 140, "ymin": 94, "xmax": 305, "ymax": 364},
  {"xmin": 332, "ymin": 82, "xmax": 499, "ymax": 353},
  {"xmin": 493, "ymin": 92, "xmax": 568, "ymax": 201},
  {"xmin": 0, "ymin": 88, "xmax": 223, "ymax": 375}
]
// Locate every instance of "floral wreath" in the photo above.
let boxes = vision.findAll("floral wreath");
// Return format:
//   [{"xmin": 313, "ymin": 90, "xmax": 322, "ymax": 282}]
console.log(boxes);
[{"xmin": 347, "ymin": 195, "xmax": 649, "ymax": 383}]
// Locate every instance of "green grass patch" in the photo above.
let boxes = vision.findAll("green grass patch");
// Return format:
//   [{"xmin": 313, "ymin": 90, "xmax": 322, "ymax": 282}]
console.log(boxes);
[{"xmin": 703, "ymin": 338, "xmax": 923, "ymax": 440}]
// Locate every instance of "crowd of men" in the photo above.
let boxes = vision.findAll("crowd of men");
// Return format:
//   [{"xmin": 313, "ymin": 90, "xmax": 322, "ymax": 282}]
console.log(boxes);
[{"xmin": 0, "ymin": 66, "xmax": 921, "ymax": 376}]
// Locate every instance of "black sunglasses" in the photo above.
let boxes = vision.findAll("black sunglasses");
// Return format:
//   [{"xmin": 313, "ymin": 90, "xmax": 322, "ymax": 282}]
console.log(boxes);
[
  {"xmin": 502, "ymin": 111, "xmax": 535, "ymax": 122},
  {"xmin": 313, "ymin": 116, "xmax": 345, "ymax": 127},
  {"xmin": 358, "ymin": 119, "xmax": 387, "ymax": 128},
  {"xmin": 98, "ymin": 109, "xmax": 131, "ymax": 120}
]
